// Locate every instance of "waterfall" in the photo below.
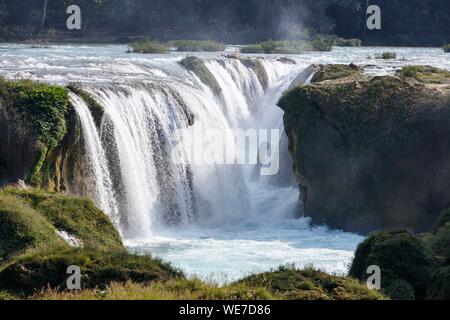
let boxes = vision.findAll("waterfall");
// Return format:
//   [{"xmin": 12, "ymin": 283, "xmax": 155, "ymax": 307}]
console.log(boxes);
[
  {"xmin": 70, "ymin": 93, "xmax": 120, "ymax": 226},
  {"xmin": 70, "ymin": 57, "xmax": 309, "ymax": 239}
]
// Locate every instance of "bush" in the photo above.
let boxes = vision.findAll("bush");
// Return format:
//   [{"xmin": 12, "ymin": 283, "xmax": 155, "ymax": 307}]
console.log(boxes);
[
  {"xmin": 381, "ymin": 51, "xmax": 397, "ymax": 59},
  {"xmin": 349, "ymin": 230, "xmax": 434, "ymax": 300},
  {"xmin": 443, "ymin": 44, "xmax": 450, "ymax": 53},
  {"xmin": 168, "ymin": 40, "xmax": 225, "ymax": 52},
  {"xmin": 128, "ymin": 39, "xmax": 168, "ymax": 54},
  {"xmin": 333, "ymin": 38, "xmax": 362, "ymax": 47}
]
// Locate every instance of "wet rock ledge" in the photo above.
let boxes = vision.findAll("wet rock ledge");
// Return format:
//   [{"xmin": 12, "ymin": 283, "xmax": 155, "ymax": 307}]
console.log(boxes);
[{"xmin": 279, "ymin": 64, "xmax": 450, "ymax": 234}]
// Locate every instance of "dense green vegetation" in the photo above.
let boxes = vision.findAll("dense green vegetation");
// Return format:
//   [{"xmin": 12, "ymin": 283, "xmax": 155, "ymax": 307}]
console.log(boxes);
[
  {"xmin": 350, "ymin": 209, "xmax": 450, "ymax": 300},
  {"xmin": 0, "ymin": 78, "xmax": 69, "ymax": 186},
  {"xmin": 1, "ymin": 1, "xmax": 448, "ymax": 46},
  {"xmin": 128, "ymin": 39, "xmax": 168, "ymax": 54}
]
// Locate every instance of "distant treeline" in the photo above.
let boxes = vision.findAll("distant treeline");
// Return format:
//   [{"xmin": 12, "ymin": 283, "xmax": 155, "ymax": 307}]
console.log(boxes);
[{"xmin": 0, "ymin": 0, "xmax": 449, "ymax": 45}]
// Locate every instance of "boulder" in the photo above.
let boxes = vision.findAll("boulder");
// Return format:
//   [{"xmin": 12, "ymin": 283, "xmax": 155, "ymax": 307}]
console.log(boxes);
[{"xmin": 279, "ymin": 64, "xmax": 450, "ymax": 233}]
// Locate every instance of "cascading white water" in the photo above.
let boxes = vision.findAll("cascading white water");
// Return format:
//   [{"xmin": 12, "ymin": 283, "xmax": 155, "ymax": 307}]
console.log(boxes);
[
  {"xmin": 69, "ymin": 57, "xmax": 303, "ymax": 237},
  {"xmin": 70, "ymin": 93, "xmax": 120, "ymax": 226}
]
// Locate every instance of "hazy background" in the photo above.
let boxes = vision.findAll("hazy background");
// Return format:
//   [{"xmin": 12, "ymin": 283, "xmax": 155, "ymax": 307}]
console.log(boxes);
[{"xmin": 0, "ymin": 0, "xmax": 449, "ymax": 45}]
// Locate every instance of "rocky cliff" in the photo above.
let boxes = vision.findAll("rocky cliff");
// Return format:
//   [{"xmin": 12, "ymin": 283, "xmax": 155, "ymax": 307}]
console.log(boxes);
[{"xmin": 279, "ymin": 65, "xmax": 450, "ymax": 234}]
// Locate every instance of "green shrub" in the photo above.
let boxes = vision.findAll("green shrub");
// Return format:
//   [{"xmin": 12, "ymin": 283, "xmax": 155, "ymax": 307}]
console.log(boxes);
[
  {"xmin": 349, "ymin": 230, "xmax": 434, "ymax": 299},
  {"xmin": 0, "ymin": 248, "xmax": 182, "ymax": 296},
  {"xmin": 443, "ymin": 44, "xmax": 450, "ymax": 53},
  {"xmin": 179, "ymin": 56, "xmax": 221, "ymax": 95},
  {"xmin": 128, "ymin": 39, "xmax": 168, "ymax": 54},
  {"xmin": 381, "ymin": 51, "xmax": 397, "ymax": 59},
  {"xmin": 168, "ymin": 40, "xmax": 225, "ymax": 52}
]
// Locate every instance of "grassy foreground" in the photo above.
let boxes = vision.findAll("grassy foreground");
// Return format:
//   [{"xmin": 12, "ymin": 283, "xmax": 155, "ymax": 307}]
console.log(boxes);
[
  {"xmin": 30, "ymin": 267, "xmax": 386, "ymax": 301},
  {"xmin": 0, "ymin": 187, "xmax": 385, "ymax": 300}
]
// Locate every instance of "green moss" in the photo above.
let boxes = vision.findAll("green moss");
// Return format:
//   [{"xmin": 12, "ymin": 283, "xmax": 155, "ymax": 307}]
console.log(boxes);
[
  {"xmin": 311, "ymin": 64, "xmax": 361, "ymax": 83},
  {"xmin": 67, "ymin": 83, "xmax": 104, "ymax": 128},
  {"xmin": 2, "ymin": 188, "xmax": 123, "ymax": 251},
  {"xmin": 237, "ymin": 266, "xmax": 386, "ymax": 300},
  {"xmin": 279, "ymin": 76, "xmax": 423, "ymax": 151},
  {"xmin": 241, "ymin": 58, "xmax": 269, "ymax": 90},
  {"xmin": 0, "ymin": 78, "xmax": 69, "ymax": 186},
  {"xmin": 0, "ymin": 78, "xmax": 69, "ymax": 150},
  {"xmin": 0, "ymin": 248, "xmax": 182, "ymax": 296},
  {"xmin": 396, "ymin": 65, "xmax": 450, "ymax": 84},
  {"xmin": 349, "ymin": 230, "xmax": 434, "ymax": 300},
  {"xmin": 128, "ymin": 39, "xmax": 168, "ymax": 54},
  {"xmin": 179, "ymin": 56, "xmax": 221, "ymax": 95},
  {"xmin": 0, "ymin": 193, "xmax": 66, "ymax": 263},
  {"xmin": 168, "ymin": 40, "xmax": 225, "ymax": 52}
]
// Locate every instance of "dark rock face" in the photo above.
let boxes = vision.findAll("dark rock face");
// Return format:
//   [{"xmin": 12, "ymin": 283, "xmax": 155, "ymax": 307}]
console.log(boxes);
[{"xmin": 279, "ymin": 64, "xmax": 450, "ymax": 234}]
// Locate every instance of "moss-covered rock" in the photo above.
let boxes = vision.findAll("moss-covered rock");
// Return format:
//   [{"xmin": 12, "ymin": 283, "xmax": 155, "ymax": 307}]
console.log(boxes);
[
  {"xmin": 1, "ymin": 188, "xmax": 122, "ymax": 251},
  {"xmin": 0, "ymin": 78, "xmax": 84, "ymax": 191},
  {"xmin": 279, "ymin": 65, "xmax": 450, "ymax": 233},
  {"xmin": 349, "ymin": 231, "xmax": 434, "ymax": 300},
  {"xmin": 396, "ymin": 65, "xmax": 450, "ymax": 84},
  {"xmin": 0, "ymin": 248, "xmax": 181, "ymax": 296},
  {"xmin": 179, "ymin": 56, "xmax": 221, "ymax": 96},
  {"xmin": 311, "ymin": 64, "xmax": 362, "ymax": 83},
  {"xmin": 0, "ymin": 192, "xmax": 66, "ymax": 263},
  {"xmin": 238, "ymin": 266, "xmax": 386, "ymax": 300},
  {"xmin": 241, "ymin": 58, "xmax": 270, "ymax": 90},
  {"xmin": 67, "ymin": 83, "xmax": 104, "ymax": 128}
]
